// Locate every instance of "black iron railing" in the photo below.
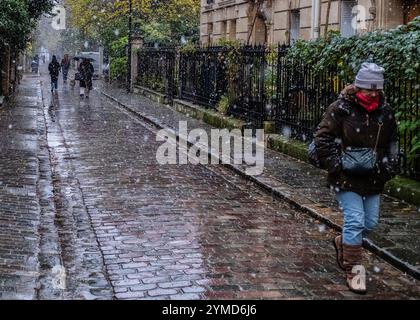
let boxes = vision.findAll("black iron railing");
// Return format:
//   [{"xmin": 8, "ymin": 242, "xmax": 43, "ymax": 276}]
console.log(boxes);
[
  {"xmin": 228, "ymin": 45, "xmax": 266, "ymax": 127},
  {"xmin": 386, "ymin": 73, "xmax": 420, "ymax": 178},
  {"xmin": 137, "ymin": 47, "xmax": 176, "ymax": 102},
  {"xmin": 275, "ymin": 51, "xmax": 342, "ymax": 142},
  {"xmin": 178, "ymin": 46, "xmax": 228, "ymax": 108},
  {"xmin": 135, "ymin": 44, "xmax": 419, "ymax": 179}
]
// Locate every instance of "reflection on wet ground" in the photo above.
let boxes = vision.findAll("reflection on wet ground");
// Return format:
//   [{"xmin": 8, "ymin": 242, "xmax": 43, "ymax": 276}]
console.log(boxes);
[{"xmin": 0, "ymin": 72, "xmax": 418, "ymax": 300}]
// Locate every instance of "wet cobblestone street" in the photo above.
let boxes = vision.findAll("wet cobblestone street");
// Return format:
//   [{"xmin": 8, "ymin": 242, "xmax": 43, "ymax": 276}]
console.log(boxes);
[{"xmin": 0, "ymin": 73, "xmax": 419, "ymax": 300}]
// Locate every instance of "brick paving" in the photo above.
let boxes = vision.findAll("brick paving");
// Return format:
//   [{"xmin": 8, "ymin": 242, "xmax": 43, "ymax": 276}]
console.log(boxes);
[
  {"xmin": 99, "ymin": 82, "xmax": 420, "ymax": 276},
  {"xmin": 0, "ymin": 74, "xmax": 41, "ymax": 299},
  {"xmin": 0, "ymin": 73, "xmax": 419, "ymax": 299}
]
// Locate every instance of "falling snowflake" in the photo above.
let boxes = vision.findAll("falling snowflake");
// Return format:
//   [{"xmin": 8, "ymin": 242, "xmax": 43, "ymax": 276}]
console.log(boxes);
[
  {"xmin": 373, "ymin": 266, "xmax": 381, "ymax": 273},
  {"xmin": 318, "ymin": 224, "xmax": 326, "ymax": 233},
  {"xmin": 282, "ymin": 126, "xmax": 291, "ymax": 139},
  {"xmin": 8, "ymin": 124, "xmax": 12, "ymax": 129}
]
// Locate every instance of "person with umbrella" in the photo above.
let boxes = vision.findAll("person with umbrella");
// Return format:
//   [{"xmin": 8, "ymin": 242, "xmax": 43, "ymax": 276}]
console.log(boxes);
[{"xmin": 77, "ymin": 57, "xmax": 94, "ymax": 98}]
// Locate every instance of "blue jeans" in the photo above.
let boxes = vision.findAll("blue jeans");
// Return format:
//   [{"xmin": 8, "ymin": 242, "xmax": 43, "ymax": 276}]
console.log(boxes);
[
  {"xmin": 336, "ymin": 191, "xmax": 380, "ymax": 245},
  {"xmin": 51, "ymin": 79, "xmax": 58, "ymax": 91}
]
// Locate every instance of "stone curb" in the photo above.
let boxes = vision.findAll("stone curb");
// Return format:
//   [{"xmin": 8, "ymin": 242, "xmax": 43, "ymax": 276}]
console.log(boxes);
[{"xmin": 100, "ymin": 90, "xmax": 420, "ymax": 281}]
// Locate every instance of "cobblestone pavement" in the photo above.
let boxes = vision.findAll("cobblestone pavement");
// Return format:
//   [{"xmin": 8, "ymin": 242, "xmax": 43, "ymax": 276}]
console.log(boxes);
[
  {"xmin": 0, "ymin": 74, "xmax": 41, "ymax": 299},
  {"xmin": 99, "ymin": 83, "xmax": 420, "ymax": 276},
  {"xmin": 0, "ymin": 73, "xmax": 419, "ymax": 299}
]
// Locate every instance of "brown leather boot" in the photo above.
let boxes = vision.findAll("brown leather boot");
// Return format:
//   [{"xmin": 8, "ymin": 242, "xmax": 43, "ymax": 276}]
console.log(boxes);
[
  {"xmin": 342, "ymin": 244, "xmax": 367, "ymax": 294},
  {"xmin": 332, "ymin": 235, "xmax": 345, "ymax": 270}
]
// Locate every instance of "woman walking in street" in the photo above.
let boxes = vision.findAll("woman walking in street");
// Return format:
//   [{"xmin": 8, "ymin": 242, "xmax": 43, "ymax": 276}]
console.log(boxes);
[
  {"xmin": 314, "ymin": 62, "xmax": 399, "ymax": 294},
  {"xmin": 61, "ymin": 54, "xmax": 71, "ymax": 83},
  {"xmin": 48, "ymin": 55, "xmax": 61, "ymax": 93},
  {"xmin": 78, "ymin": 58, "xmax": 94, "ymax": 98}
]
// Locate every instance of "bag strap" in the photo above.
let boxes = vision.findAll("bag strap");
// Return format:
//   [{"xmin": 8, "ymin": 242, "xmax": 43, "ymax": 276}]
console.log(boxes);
[
  {"xmin": 373, "ymin": 120, "xmax": 383, "ymax": 153},
  {"xmin": 340, "ymin": 117, "xmax": 384, "ymax": 152}
]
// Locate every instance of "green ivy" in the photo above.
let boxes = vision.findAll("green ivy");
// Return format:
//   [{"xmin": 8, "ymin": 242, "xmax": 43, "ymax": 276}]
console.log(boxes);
[
  {"xmin": 110, "ymin": 36, "xmax": 128, "ymax": 81},
  {"xmin": 217, "ymin": 95, "xmax": 230, "ymax": 115},
  {"xmin": 178, "ymin": 41, "xmax": 198, "ymax": 54}
]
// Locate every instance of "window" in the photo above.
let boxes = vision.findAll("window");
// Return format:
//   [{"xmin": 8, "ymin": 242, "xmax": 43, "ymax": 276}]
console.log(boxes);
[
  {"xmin": 208, "ymin": 23, "xmax": 214, "ymax": 44},
  {"xmin": 221, "ymin": 20, "xmax": 227, "ymax": 39},
  {"xmin": 229, "ymin": 19, "xmax": 237, "ymax": 40},
  {"xmin": 404, "ymin": 0, "xmax": 420, "ymax": 24},
  {"xmin": 290, "ymin": 10, "xmax": 300, "ymax": 43},
  {"xmin": 251, "ymin": 16, "xmax": 267, "ymax": 44},
  {"xmin": 341, "ymin": 0, "xmax": 357, "ymax": 37}
]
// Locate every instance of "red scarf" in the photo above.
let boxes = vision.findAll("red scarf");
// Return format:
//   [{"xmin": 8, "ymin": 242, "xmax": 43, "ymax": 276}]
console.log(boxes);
[{"xmin": 355, "ymin": 91, "xmax": 380, "ymax": 112}]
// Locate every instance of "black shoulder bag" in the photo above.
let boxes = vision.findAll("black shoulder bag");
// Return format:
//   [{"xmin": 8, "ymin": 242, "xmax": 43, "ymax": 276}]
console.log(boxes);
[{"xmin": 341, "ymin": 120, "xmax": 383, "ymax": 176}]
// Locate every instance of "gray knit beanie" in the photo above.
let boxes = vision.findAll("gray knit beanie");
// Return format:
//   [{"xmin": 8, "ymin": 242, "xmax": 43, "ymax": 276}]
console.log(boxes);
[{"xmin": 354, "ymin": 62, "xmax": 385, "ymax": 90}]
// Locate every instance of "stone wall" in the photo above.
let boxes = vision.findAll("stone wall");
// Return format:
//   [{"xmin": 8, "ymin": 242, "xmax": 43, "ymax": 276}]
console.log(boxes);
[{"xmin": 200, "ymin": 0, "xmax": 408, "ymax": 45}]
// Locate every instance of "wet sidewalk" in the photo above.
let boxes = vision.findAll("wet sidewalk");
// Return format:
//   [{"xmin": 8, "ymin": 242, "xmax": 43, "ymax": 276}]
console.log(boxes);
[
  {"xmin": 35, "ymin": 74, "xmax": 420, "ymax": 300},
  {"xmin": 1, "ymin": 73, "xmax": 419, "ymax": 300},
  {"xmin": 98, "ymin": 82, "xmax": 420, "ymax": 279},
  {"xmin": 0, "ymin": 74, "xmax": 42, "ymax": 299}
]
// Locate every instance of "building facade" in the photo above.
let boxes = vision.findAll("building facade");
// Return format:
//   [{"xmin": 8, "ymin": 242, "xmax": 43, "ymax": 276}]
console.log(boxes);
[{"xmin": 200, "ymin": 0, "xmax": 420, "ymax": 45}]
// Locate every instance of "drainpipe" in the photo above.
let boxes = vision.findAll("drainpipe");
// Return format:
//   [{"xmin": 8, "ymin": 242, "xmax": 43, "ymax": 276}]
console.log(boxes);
[{"xmin": 311, "ymin": 0, "xmax": 321, "ymax": 39}]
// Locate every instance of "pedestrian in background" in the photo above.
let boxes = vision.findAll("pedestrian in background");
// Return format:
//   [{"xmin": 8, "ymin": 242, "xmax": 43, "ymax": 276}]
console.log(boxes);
[
  {"xmin": 61, "ymin": 54, "xmax": 71, "ymax": 83},
  {"xmin": 78, "ymin": 58, "xmax": 94, "ymax": 98},
  {"xmin": 48, "ymin": 55, "xmax": 61, "ymax": 93},
  {"xmin": 31, "ymin": 60, "xmax": 38, "ymax": 73},
  {"xmin": 314, "ymin": 62, "xmax": 399, "ymax": 294}
]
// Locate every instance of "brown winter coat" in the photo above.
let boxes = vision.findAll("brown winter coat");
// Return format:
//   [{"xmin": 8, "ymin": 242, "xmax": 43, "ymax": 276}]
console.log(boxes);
[{"xmin": 314, "ymin": 85, "xmax": 399, "ymax": 195}]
